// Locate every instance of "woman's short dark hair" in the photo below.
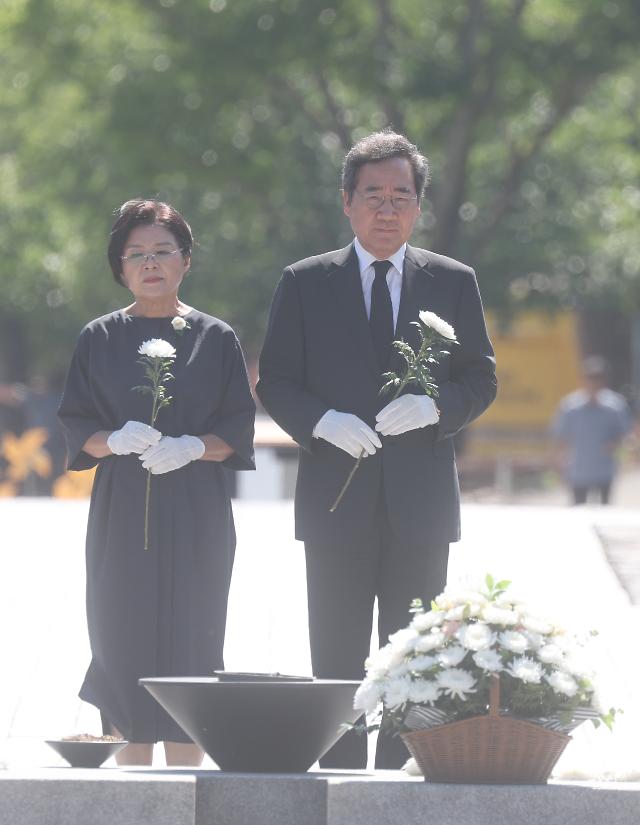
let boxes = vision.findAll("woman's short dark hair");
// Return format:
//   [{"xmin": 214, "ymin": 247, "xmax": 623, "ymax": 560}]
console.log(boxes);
[
  {"xmin": 108, "ymin": 199, "xmax": 193, "ymax": 286},
  {"xmin": 341, "ymin": 130, "xmax": 430, "ymax": 203}
]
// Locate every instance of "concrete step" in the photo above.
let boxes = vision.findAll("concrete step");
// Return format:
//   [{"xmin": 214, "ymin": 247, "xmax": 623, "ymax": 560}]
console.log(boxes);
[{"xmin": 0, "ymin": 769, "xmax": 638, "ymax": 825}]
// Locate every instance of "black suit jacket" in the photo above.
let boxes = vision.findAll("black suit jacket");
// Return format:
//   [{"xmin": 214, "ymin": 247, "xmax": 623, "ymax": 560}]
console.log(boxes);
[{"xmin": 257, "ymin": 243, "xmax": 497, "ymax": 546}]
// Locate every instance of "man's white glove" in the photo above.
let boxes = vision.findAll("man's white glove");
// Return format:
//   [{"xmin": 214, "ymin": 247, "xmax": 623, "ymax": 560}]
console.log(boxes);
[
  {"xmin": 313, "ymin": 410, "xmax": 382, "ymax": 458},
  {"xmin": 375, "ymin": 395, "xmax": 439, "ymax": 436},
  {"xmin": 107, "ymin": 420, "xmax": 162, "ymax": 455},
  {"xmin": 139, "ymin": 435, "xmax": 205, "ymax": 474}
]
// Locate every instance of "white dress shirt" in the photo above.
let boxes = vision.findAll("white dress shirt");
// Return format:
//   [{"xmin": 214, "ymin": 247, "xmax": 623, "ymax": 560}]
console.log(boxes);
[{"xmin": 353, "ymin": 237, "xmax": 405, "ymax": 332}]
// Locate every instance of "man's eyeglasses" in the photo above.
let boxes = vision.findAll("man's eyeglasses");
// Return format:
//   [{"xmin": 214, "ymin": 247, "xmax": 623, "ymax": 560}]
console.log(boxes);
[
  {"xmin": 121, "ymin": 249, "xmax": 182, "ymax": 265},
  {"xmin": 356, "ymin": 192, "xmax": 418, "ymax": 212}
]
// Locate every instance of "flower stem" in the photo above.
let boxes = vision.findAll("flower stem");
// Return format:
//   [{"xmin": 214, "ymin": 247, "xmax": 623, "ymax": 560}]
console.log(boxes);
[
  {"xmin": 144, "ymin": 470, "xmax": 151, "ymax": 551},
  {"xmin": 143, "ymin": 385, "xmax": 160, "ymax": 551},
  {"xmin": 329, "ymin": 382, "xmax": 407, "ymax": 513},
  {"xmin": 329, "ymin": 450, "xmax": 365, "ymax": 512}
]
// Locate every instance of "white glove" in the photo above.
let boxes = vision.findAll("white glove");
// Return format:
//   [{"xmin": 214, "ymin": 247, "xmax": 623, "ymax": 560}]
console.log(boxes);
[
  {"xmin": 313, "ymin": 410, "xmax": 381, "ymax": 458},
  {"xmin": 107, "ymin": 420, "xmax": 162, "ymax": 455},
  {"xmin": 139, "ymin": 435, "xmax": 205, "ymax": 474},
  {"xmin": 375, "ymin": 395, "xmax": 439, "ymax": 436}
]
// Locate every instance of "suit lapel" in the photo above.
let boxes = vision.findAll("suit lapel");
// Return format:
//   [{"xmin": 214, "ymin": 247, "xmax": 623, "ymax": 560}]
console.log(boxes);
[
  {"xmin": 395, "ymin": 245, "xmax": 435, "ymax": 352},
  {"xmin": 327, "ymin": 244, "xmax": 380, "ymax": 379}
]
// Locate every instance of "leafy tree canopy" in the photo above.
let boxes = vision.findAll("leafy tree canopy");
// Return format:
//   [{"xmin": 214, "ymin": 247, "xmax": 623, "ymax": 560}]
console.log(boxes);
[{"xmin": 1, "ymin": 0, "xmax": 639, "ymax": 380}]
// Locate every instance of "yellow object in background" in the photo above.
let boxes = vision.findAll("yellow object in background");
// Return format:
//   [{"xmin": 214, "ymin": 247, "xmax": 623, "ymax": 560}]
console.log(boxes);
[
  {"xmin": 2, "ymin": 428, "xmax": 52, "ymax": 482},
  {"xmin": 480, "ymin": 311, "xmax": 582, "ymax": 430},
  {"xmin": 464, "ymin": 311, "xmax": 583, "ymax": 468},
  {"xmin": 52, "ymin": 466, "xmax": 97, "ymax": 499}
]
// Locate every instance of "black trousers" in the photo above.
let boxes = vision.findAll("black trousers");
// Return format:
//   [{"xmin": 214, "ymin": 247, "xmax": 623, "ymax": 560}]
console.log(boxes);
[
  {"xmin": 572, "ymin": 481, "xmax": 612, "ymax": 505},
  {"xmin": 304, "ymin": 493, "xmax": 449, "ymax": 770}
]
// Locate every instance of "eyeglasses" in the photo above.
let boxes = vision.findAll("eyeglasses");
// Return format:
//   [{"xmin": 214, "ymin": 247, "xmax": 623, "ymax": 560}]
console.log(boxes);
[
  {"xmin": 356, "ymin": 192, "xmax": 419, "ymax": 212},
  {"xmin": 121, "ymin": 249, "xmax": 183, "ymax": 265}
]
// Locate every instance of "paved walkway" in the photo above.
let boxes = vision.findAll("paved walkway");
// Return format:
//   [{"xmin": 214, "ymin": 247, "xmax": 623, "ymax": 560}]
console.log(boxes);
[{"xmin": 1, "ymin": 494, "xmax": 638, "ymax": 779}]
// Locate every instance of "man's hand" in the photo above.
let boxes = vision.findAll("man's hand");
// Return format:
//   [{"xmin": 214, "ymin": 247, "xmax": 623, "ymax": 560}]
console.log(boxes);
[
  {"xmin": 313, "ymin": 410, "xmax": 382, "ymax": 458},
  {"xmin": 107, "ymin": 420, "xmax": 162, "ymax": 455},
  {"xmin": 139, "ymin": 435, "xmax": 205, "ymax": 474},
  {"xmin": 375, "ymin": 395, "xmax": 439, "ymax": 436}
]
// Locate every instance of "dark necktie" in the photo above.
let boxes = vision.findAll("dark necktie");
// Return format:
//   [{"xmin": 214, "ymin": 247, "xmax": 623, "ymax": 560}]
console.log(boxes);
[{"xmin": 370, "ymin": 260, "xmax": 394, "ymax": 371}]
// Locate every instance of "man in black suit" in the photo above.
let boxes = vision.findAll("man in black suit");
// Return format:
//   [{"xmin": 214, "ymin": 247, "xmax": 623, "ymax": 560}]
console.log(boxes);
[{"xmin": 257, "ymin": 131, "xmax": 496, "ymax": 769}]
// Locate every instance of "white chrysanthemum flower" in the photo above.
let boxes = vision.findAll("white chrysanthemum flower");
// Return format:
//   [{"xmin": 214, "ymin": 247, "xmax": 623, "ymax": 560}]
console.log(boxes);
[
  {"xmin": 365, "ymin": 643, "xmax": 406, "ymax": 678},
  {"xmin": 562, "ymin": 652, "xmax": 593, "ymax": 679},
  {"xmin": 482, "ymin": 605, "xmax": 519, "ymax": 626},
  {"xmin": 388, "ymin": 627, "xmax": 420, "ymax": 655},
  {"xmin": 403, "ymin": 757, "xmax": 422, "ymax": 776},
  {"xmin": 434, "ymin": 592, "xmax": 453, "ymax": 609},
  {"xmin": 138, "ymin": 338, "xmax": 176, "ymax": 359},
  {"xmin": 413, "ymin": 630, "xmax": 445, "ymax": 653},
  {"xmin": 445, "ymin": 605, "xmax": 466, "ymax": 621},
  {"xmin": 383, "ymin": 676, "xmax": 412, "ymax": 710},
  {"xmin": 551, "ymin": 631, "xmax": 577, "ymax": 652},
  {"xmin": 408, "ymin": 679, "xmax": 440, "ymax": 705},
  {"xmin": 464, "ymin": 599, "xmax": 488, "ymax": 618},
  {"xmin": 472, "ymin": 648, "xmax": 503, "ymax": 672},
  {"xmin": 387, "ymin": 662, "xmax": 411, "ymax": 679},
  {"xmin": 419, "ymin": 310, "xmax": 456, "ymax": 341},
  {"xmin": 546, "ymin": 670, "xmax": 579, "ymax": 697},
  {"xmin": 438, "ymin": 645, "xmax": 467, "ymax": 667},
  {"xmin": 507, "ymin": 656, "xmax": 543, "ymax": 684},
  {"xmin": 521, "ymin": 615, "xmax": 553, "ymax": 635},
  {"xmin": 537, "ymin": 644, "xmax": 565, "ymax": 666},
  {"xmin": 436, "ymin": 668, "xmax": 476, "ymax": 700},
  {"xmin": 171, "ymin": 316, "xmax": 187, "ymax": 331},
  {"xmin": 525, "ymin": 631, "xmax": 545, "ymax": 651},
  {"xmin": 411, "ymin": 611, "xmax": 443, "ymax": 632},
  {"xmin": 353, "ymin": 678, "xmax": 384, "ymax": 712},
  {"xmin": 407, "ymin": 654, "xmax": 437, "ymax": 672},
  {"xmin": 499, "ymin": 630, "xmax": 529, "ymax": 654},
  {"xmin": 457, "ymin": 622, "xmax": 496, "ymax": 651},
  {"xmin": 494, "ymin": 592, "xmax": 518, "ymax": 609}
]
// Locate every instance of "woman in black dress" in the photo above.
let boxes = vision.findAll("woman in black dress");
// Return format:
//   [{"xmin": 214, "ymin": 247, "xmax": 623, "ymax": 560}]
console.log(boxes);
[{"xmin": 58, "ymin": 199, "xmax": 255, "ymax": 765}]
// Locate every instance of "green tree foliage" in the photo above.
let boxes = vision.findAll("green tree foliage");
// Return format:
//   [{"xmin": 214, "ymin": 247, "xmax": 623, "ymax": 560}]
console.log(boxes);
[{"xmin": 1, "ymin": 0, "xmax": 640, "ymax": 381}]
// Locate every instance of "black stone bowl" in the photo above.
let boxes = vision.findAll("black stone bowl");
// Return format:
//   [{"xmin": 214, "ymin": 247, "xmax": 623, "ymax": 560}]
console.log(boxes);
[
  {"xmin": 139, "ymin": 676, "xmax": 363, "ymax": 772},
  {"xmin": 45, "ymin": 739, "xmax": 128, "ymax": 768}
]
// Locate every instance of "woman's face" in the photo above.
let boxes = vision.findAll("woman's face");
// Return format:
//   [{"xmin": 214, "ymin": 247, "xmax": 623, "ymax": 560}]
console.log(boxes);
[{"xmin": 120, "ymin": 223, "xmax": 190, "ymax": 302}]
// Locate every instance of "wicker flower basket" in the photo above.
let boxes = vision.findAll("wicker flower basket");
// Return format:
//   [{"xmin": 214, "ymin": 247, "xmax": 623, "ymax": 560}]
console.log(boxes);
[{"xmin": 400, "ymin": 677, "xmax": 571, "ymax": 784}]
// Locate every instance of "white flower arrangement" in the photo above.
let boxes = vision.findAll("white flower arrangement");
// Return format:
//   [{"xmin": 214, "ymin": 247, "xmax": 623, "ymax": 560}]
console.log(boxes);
[{"xmin": 354, "ymin": 575, "xmax": 616, "ymax": 736}]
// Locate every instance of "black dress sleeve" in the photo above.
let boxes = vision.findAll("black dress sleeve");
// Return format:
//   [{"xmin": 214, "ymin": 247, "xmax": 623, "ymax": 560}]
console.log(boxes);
[
  {"xmin": 57, "ymin": 327, "xmax": 104, "ymax": 471},
  {"xmin": 207, "ymin": 329, "xmax": 256, "ymax": 471}
]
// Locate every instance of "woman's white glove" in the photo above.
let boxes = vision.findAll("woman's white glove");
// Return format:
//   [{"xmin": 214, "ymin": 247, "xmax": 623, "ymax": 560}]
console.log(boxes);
[
  {"xmin": 375, "ymin": 395, "xmax": 439, "ymax": 436},
  {"xmin": 313, "ymin": 410, "xmax": 381, "ymax": 458},
  {"xmin": 107, "ymin": 420, "xmax": 162, "ymax": 455},
  {"xmin": 139, "ymin": 435, "xmax": 205, "ymax": 474}
]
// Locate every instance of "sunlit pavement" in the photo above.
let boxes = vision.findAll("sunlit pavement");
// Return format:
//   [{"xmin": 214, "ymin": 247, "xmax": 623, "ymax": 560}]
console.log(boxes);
[{"xmin": 1, "ymin": 496, "xmax": 639, "ymax": 779}]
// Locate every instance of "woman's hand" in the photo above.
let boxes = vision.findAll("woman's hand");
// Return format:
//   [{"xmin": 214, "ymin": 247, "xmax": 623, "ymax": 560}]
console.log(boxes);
[
  {"xmin": 106, "ymin": 420, "xmax": 162, "ymax": 455},
  {"xmin": 139, "ymin": 435, "xmax": 205, "ymax": 474}
]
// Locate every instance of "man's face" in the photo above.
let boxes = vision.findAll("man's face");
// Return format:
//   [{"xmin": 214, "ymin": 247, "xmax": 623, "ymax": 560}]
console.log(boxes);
[{"xmin": 343, "ymin": 157, "xmax": 420, "ymax": 259}]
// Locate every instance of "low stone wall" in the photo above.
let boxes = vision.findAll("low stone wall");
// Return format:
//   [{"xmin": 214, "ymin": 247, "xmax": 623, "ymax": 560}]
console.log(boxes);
[{"xmin": 1, "ymin": 769, "xmax": 639, "ymax": 825}]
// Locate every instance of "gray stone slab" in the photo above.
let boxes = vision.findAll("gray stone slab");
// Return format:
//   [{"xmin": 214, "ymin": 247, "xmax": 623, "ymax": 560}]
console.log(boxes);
[
  {"xmin": 1, "ymin": 769, "xmax": 639, "ymax": 825},
  {"xmin": 0, "ymin": 769, "xmax": 195, "ymax": 825},
  {"xmin": 195, "ymin": 772, "xmax": 330, "ymax": 825},
  {"xmin": 326, "ymin": 777, "xmax": 640, "ymax": 825}
]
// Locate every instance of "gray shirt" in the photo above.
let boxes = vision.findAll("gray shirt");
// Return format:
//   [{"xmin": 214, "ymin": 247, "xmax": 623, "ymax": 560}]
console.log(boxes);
[{"xmin": 551, "ymin": 388, "xmax": 633, "ymax": 485}]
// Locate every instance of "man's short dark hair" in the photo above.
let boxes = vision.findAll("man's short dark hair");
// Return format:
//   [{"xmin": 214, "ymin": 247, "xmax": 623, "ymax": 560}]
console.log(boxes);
[
  {"xmin": 341, "ymin": 130, "xmax": 430, "ymax": 203},
  {"xmin": 107, "ymin": 199, "xmax": 193, "ymax": 286}
]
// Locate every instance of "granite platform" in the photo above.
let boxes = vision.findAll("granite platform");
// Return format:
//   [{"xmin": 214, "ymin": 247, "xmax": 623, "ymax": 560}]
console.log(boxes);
[{"xmin": 1, "ymin": 769, "xmax": 638, "ymax": 825}]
